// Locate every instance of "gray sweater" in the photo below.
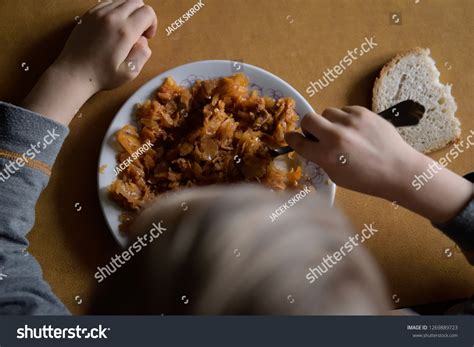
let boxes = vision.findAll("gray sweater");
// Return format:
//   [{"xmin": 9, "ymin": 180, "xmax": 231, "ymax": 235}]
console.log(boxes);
[{"xmin": 0, "ymin": 101, "xmax": 472, "ymax": 315}]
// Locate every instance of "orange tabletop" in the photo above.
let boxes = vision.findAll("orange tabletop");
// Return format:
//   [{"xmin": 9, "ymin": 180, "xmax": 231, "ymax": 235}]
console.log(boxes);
[{"xmin": 0, "ymin": 0, "xmax": 473, "ymax": 314}]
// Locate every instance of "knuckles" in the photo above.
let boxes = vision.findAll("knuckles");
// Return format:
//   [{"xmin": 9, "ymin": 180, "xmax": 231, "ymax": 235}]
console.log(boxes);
[
  {"xmin": 142, "ymin": 5, "xmax": 155, "ymax": 17},
  {"xmin": 321, "ymin": 108, "xmax": 335, "ymax": 119},
  {"xmin": 346, "ymin": 105, "xmax": 367, "ymax": 115},
  {"xmin": 328, "ymin": 129, "xmax": 345, "ymax": 146},
  {"xmin": 117, "ymin": 26, "xmax": 131, "ymax": 40},
  {"xmin": 103, "ymin": 13, "xmax": 119, "ymax": 28},
  {"xmin": 301, "ymin": 113, "xmax": 316, "ymax": 129}
]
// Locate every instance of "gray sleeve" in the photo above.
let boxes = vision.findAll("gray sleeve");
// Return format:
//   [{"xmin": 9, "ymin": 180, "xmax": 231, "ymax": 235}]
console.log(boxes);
[
  {"xmin": 433, "ymin": 181, "xmax": 474, "ymax": 251},
  {"xmin": 0, "ymin": 101, "xmax": 70, "ymax": 315}
]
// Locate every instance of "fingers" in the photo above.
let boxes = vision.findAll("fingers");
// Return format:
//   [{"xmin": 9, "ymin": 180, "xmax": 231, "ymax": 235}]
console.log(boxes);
[
  {"xmin": 321, "ymin": 107, "xmax": 351, "ymax": 125},
  {"xmin": 129, "ymin": 5, "xmax": 158, "ymax": 39},
  {"xmin": 341, "ymin": 105, "xmax": 368, "ymax": 115},
  {"xmin": 115, "ymin": 0, "xmax": 145, "ymax": 18},
  {"xmin": 285, "ymin": 132, "xmax": 322, "ymax": 162},
  {"xmin": 91, "ymin": 1, "xmax": 157, "ymax": 40},
  {"xmin": 300, "ymin": 112, "xmax": 336, "ymax": 142},
  {"xmin": 119, "ymin": 36, "xmax": 152, "ymax": 76},
  {"xmin": 88, "ymin": 0, "xmax": 114, "ymax": 14},
  {"xmin": 95, "ymin": 0, "xmax": 128, "ymax": 16}
]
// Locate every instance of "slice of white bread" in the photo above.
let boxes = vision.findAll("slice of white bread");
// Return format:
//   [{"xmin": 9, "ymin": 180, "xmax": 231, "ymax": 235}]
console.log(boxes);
[{"xmin": 372, "ymin": 48, "xmax": 461, "ymax": 153}]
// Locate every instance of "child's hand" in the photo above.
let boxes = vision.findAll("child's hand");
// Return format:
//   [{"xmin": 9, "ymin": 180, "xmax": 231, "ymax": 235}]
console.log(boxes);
[
  {"xmin": 285, "ymin": 107, "xmax": 472, "ymax": 223},
  {"xmin": 286, "ymin": 106, "xmax": 422, "ymax": 198},
  {"xmin": 55, "ymin": 0, "xmax": 157, "ymax": 92},
  {"xmin": 22, "ymin": 0, "xmax": 158, "ymax": 125}
]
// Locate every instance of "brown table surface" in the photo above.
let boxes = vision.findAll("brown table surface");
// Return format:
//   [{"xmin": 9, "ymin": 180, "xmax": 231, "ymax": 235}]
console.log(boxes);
[{"xmin": 0, "ymin": 0, "xmax": 473, "ymax": 315}]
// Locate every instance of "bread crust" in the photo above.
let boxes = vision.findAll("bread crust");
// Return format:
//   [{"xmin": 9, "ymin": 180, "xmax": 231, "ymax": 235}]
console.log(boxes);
[
  {"xmin": 372, "ymin": 47, "xmax": 461, "ymax": 154},
  {"xmin": 372, "ymin": 47, "xmax": 429, "ymax": 112}
]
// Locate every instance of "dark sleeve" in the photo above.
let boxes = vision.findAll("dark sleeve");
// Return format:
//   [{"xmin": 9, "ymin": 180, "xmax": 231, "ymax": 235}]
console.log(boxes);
[
  {"xmin": 433, "ymin": 173, "xmax": 474, "ymax": 251},
  {"xmin": 0, "ymin": 102, "xmax": 70, "ymax": 315}
]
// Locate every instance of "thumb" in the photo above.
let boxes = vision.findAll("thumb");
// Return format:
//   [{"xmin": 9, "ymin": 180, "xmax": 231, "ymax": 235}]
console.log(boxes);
[{"xmin": 119, "ymin": 36, "xmax": 152, "ymax": 77}]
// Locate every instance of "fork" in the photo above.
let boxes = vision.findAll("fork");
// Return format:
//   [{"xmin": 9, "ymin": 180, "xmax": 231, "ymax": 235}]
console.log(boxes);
[{"xmin": 270, "ymin": 100, "xmax": 425, "ymax": 158}]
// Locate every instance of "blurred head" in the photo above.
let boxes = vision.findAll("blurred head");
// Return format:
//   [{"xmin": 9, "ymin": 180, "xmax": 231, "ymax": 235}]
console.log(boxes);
[{"xmin": 93, "ymin": 184, "xmax": 389, "ymax": 314}]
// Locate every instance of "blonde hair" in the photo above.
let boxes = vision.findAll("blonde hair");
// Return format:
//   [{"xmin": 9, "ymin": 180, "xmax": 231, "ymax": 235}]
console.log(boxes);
[{"xmin": 94, "ymin": 184, "xmax": 389, "ymax": 314}]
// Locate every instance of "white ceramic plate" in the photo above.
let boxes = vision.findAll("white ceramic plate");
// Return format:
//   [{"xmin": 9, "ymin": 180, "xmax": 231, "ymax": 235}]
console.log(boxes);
[{"xmin": 98, "ymin": 60, "xmax": 336, "ymax": 247}]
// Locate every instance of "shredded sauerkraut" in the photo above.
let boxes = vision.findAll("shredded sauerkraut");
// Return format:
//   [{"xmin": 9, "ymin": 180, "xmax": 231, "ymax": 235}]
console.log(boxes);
[{"xmin": 109, "ymin": 73, "xmax": 303, "ymax": 216}]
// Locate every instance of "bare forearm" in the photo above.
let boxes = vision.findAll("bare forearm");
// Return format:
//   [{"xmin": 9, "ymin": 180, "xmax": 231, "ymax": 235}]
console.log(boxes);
[
  {"xmin": 21, "ymin": 62, "xmax": 97, "ymax": 126},
  {"xmin": 386, "ymin": 154, "xmax": 473, "ymax": 223}
]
